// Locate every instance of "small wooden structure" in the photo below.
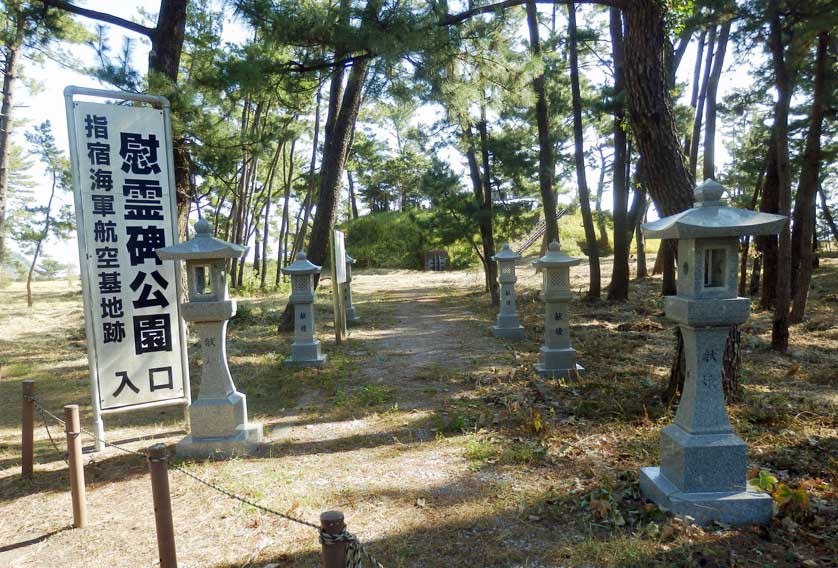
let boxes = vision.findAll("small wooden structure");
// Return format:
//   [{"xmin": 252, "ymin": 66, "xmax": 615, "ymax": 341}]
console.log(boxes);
[{"xmin": 424, "ymin": 249, "xmax": 449, "ymax": 271}]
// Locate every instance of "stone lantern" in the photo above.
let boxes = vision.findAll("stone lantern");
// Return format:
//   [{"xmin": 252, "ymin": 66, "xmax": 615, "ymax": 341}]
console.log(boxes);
[
  {"xmin": 532, "ymin": 240, "xmax": 583, "ymax": 377},
  {"xmin": 344, "ymin": 252, "xmax": 359, "ymax": 324},
  {"xmin": 156, "ymin": 219, "xmax": 262, "ymax": 457},
  {"xmin": 281, "ymin": 252, "xmax": 327, "ymax": 367},
  {"xmin": 639, "ymin": 179, "xmax": 786, "ymax": 525},
  {"xmin": 491, "ymin": 243, "xmax": 525, "ymax": 339}
]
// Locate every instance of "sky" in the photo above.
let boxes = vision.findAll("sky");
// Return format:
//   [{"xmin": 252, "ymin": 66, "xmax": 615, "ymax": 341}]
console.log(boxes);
[{"xmin": 9, "ymin": 1, "xmax": 751, "ymax": 271}]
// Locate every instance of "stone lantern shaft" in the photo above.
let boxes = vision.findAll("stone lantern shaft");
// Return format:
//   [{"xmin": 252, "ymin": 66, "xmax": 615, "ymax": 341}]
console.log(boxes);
[{"xmin": 491, "ymin": 243, "xmax": 525, "ymax": 339}]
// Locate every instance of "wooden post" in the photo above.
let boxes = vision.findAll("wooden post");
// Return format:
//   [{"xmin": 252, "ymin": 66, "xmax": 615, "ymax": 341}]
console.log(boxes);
[
  {"xmin": 148, "ymin": 444, "xmax": 177, "ymax": 568},
  {"xmin": 22, "ymin": 381, "xmax": 34, "ymax": 479},
  {"xmin": 64, "ymin": 404, "xmax": 87, "ymax": 528},
  {"xmin": 320, "ymin": 511, "xmax": 347, "ymax": 568}
]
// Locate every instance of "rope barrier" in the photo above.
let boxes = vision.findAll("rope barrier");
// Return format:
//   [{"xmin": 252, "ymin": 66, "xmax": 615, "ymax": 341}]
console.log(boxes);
[{"xmin": 25, "ymin": 395, "xmax": 383, "ymax": 567}]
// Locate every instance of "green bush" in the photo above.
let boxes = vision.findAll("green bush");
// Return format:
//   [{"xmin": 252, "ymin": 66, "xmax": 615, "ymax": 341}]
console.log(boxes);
[{"xmin": 342, "ymin": 211, "xmax": 428, "ymax": 269}]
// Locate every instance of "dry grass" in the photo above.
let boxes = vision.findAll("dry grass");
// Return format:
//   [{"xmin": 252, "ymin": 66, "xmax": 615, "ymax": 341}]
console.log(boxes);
[{"xmin": 0, "ymin": 255, "xmax": 836, "ymax": 567}]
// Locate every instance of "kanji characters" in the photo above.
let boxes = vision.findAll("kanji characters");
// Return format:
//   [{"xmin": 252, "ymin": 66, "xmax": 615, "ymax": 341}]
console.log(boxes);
[
  {"xmin": 119, "ymin": 132, "xmax": 161, "ymax": 174},
  {"xmin": 93, "ymin": 220, "xmax": 118, "ymax": 243},
  {"xmin": 97, "ymin": 271, "xmax": 122, "ymax": 294},
  {"xmin": 112, "ymin": 371, "xmax": 139, "ymax": 397},
  {"xmin": 86, "ymin": 142, "xmax": 110, "ymax": 165},
  {"xmin": 84, "ymin": 115, "xmax": 108, "ymax": 139},
  {"xmin": 125, "ymin": 225, "xmax": 165, "ymax": 266},
  {"xmin": 100, "ymin": 297, "xmax": 124, "ymax": 319},
  {"xmin": 133, "ymin": 314, "xmax": 172, "ymax": 354},
  {"xmin": 102, "ymin": 321, "xmax": 126, "ymax": 344},
  {"xmin": 89, "ymin": 168, "xmax": 113, "ymax": 192},
  {"xmin": 129, "ymin": 270, "xmax": 170, "ymax": 309}
]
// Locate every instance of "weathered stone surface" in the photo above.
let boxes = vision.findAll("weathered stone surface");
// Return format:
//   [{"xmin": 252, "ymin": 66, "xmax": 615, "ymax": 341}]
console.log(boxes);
[
  {"xmin": 177, "ymin": 422, "xmax": 263, "ymax": 458},
  {"xmin": 638, "ymin": 180, "xmax": 786, "ymax": 527},
  {"xmin": 640, "ymin": 467, "xmax": 773, "ymax": 526},
  {"xmin": 282, "ymin": 251, "xmax": 328, "ymax": 366}
]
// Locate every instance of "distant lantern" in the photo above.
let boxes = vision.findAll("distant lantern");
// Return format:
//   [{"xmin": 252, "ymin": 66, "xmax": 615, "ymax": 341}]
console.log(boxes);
[
  {"xmin": 281, "ymin": 251, "xmax": 327, "ymax": 367},
  {"xmin": 532, "ymin": 240, "xmax": 583, "ymax": 377},
  {"xmin": 156, "ymin": 219, "xmax": 262, "ymax": 457},
  {"xmin": 344, "ymin": 252, "xmax": 359, "ymax": 324},
  {"xmin": 639, "ymin": 179, "xmax": 787, "ymax": 526},
  {"xmin": 491, "ymin": 243, "xmax": 525, "ymax": 339}
]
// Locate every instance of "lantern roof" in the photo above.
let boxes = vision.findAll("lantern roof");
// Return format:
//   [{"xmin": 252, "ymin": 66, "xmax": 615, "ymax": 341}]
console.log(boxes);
[
  {"xmin": 641, "ymin": 179, "xmax": 787, "ymax": 240},
  {"xmin": 492, "ymin": 243, "xmax": 520, "ymax": 261},
  {"xmin": 345, "ymin": 252, "xmax": 356, "ymax": 265},
  {"xmin": 156, "ymin": 219, "xmax": 247, "ymax": 261},
  {"xmin": 281, "ymin": 251, "xmax": 322, "ymax": 275},
  {"xmin": 533, "ymin": 240, "xmax": 581, "ymax": 268}
]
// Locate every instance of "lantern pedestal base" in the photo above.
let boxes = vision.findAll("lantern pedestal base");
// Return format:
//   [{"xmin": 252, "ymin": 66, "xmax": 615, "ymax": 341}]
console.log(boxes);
[
  {"xmin": 284, "ymin": 340, "xmax": 327, "ymax": 367},
  {"xmin": 535, "ymin": 346, "xmax": 583, "ymax": 378},
  {"xmin": 491, "ymin": 325, "xmax": 526, "ymax": 339},
  {"xmin": 534, "ymin": 362, "xmax": 584, "ymax": 378},
  {"xmin": 176, "ymin": 423, "xmax": 263, "ymax": 459},
  {"xmin": 640, "ymin": 467, "xmax": 772, "ymax": 526}
]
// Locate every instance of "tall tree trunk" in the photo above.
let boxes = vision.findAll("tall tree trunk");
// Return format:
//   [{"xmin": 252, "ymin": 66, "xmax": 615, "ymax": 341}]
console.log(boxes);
[
  {"xmin": 347, "ymin": 170, "xmax": 359, "ymax": 219},
  {"xmin": 768, "ymin": 3, "xmax": 794, "ymax": 352},
  {"xmin": 689, "ymin": 26, "xmax": 715, "ymax": 180},
  {"xmin": 260, "ymin": 141, "xmax": 283, "ymax": 289},
  {"xmin": 476, "ymin": 110, "xmax": 500, "ymax": 306},
  {"xmin": 290, "ymin": 85, "xmax": 322, "ymax": 262},
  {"xmin": 702, "ymin": 21, "xmax": 731, "ymax": 181},
  {"xmin": 683, "ymin": 29, "xmax": 706, "ymax": 154},
  {"xmin": 277, "ymin": 17, "xmax": 372, "ymax": 331},
  {"xmin": 635, "ymin": 202, "xmax": 648, "ymax": 279},
  {"xmin": 568, "ymin": 2, "xmax": 600, "ymax": 299},
  {"xmin": 594, "ymin": 147, "xmax": 609, "ymax": 249},
  {"xmin": 0, "ymin": 17, "xmax": 23, "ymax": 264},
  {"xmin": 525, "ymin": 0, "xmax": 559, "ymax": 246},
  {"xmin": 26, "ymin": 171, "xmax": 58, "ymax": 307},
  {"xmin": 790, "ymin": 31, "xmax": 830, "ymax": 323},
  {"xmin": 739, "ymin": 167, "xmax": 765, "ymax": 296},
  {"xmin": 607, "ymin": 7, "xmax": 629, "ymax": 301},
  {"xmin": 759, "ymin": 134, "xmax": 780, "ymax": 308}
]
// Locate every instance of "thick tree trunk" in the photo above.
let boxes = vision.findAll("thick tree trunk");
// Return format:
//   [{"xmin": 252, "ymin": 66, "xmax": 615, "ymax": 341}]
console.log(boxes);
[
  {"xmin": 0, "ymin": 26, "xmax": 22, "ymax": 264},
  {"xmin": 525, "ymin": 0, "xmax": 559, "ymax": 246},
  {"xmin": 635, "ymin": 205, "xmax": 648, "ymax": 279},
  {"xmin": 607, "ymin": 7, "xmax": 629, "ymax": 301},
  {"xmin": 768, "ymin": 4, "xmax": 794, "ymax": 352},
  {"xmin": 476, "ymin": 112, "xmax": 500, "ymax": 306},
  {"xmin": 790, "ymin": 31, "xmax": 830, "ymax": 324},
  {"xmin": 568, "ymin": 2, "xmax": 600, "ymax": 298},
  {"xmin": 759, "ymin": 133, "xmax": 780, "ymax": 308},
  {"xmin": 702, "ymin": 21, "xmax": 731, "ymax": 181},
  {"xmin": 277, "ymin": 27, "xmax": 371, "ymax": 331},
  {"xmin": 689, "ymin": 26, "xmax": 715, "ymax": 180}
]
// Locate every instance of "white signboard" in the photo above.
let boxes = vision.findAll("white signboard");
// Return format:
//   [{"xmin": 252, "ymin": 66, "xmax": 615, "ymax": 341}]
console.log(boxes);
[
  {"xmin": 66, "ymin": 92, "xmax": 187, "ymax": 414},
  {"xmin": 334, "ymin": 231, "xmax": 347, "ymax": 284}
]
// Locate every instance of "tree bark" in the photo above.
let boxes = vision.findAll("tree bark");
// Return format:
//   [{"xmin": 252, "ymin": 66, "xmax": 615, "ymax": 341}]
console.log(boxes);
[
  {"xmin": 260, "ymin": 141, "xmax": 283, "ymax": 289},
  {"xmin": 347, "ymin": 170, "xmax": 359, "ymax": 219},
  {"xmin": 790, "ymin": 31, "xmax": 830, "ymax": 324},
  {"xmin": 0, "ymin": 15, "xmax": 23, "ymax": 264},
  {"xmin": 607, "ymin": 7, "xmax": 629, "ymax": 301},
  {"xmin": 739, "ymin": 167, "xmax": 764, "ymax": 296},
  {"xmin": 768, "ymin": 3, "xmax": 794, "ymax": 352},
  {"xmin": 702, "ymin": 21, "xmax": 731, "ymax": 181},
  {"xmin": 290, "ymin": 85, "xmax": 322, "ymax": 263},
  {"xmin": 759, "ymin": 133, "xmax": 780, "ymax": 308},
  {"xmin": 594, "ymin": 147, "xmax": 609, "ymax": 250},
  {"xmin": 688, "ymin": 26, "xmax": 715, "ymax": 180},
  {"xmin": 525, "ymin": 0, "xmax": 560, "ymax": 246},
  {"xmin": 682, "ymin": 29, "xmax": 706, "ymax": 155},
  {"xmin": 476, "ymin": 110, "xmax": 500, "ymax": 305},
  {"xmin": 635, "ymin": 202, "xmax": 648, "ymax": 279},
  {"xmin": 277, "ymin": 1, "xmax": 372, "ymax": 331},
  {"xmin": 568, "ymin": 2, "xmax": 600, "ymax": 298}
]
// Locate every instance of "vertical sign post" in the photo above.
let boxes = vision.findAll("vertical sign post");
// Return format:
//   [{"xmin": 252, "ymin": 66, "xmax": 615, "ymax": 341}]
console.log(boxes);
[
  {"xmin": 331, "ymin": 230, "xmax": 347, "ymax": 344},
  {"xmin": 64, "ymin": 87, "xmax": 189, "ymax": 450}
]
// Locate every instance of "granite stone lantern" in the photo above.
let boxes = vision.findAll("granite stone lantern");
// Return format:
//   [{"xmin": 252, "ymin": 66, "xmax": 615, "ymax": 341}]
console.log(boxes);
[
  {"xmin": 491, "ymin": 243, "xmax": 525, "ymax": 339},
  {"xmin": 533, "ymin": 240, "xmax": 584, "ymax": 378},
  {"xmin": 281, "ymin": 252, "xmax": 327, "ymax": 367},
  {"xmin": 156, "ymin": 219, "xmax": 263, "ymax": 457},
  {"xmin": 639, "ymin": 179, "xmax": 786, "ymax": 526},
  {"xmin": 343, "ymin": 252, "xmax": 359, "ymax": 324}
]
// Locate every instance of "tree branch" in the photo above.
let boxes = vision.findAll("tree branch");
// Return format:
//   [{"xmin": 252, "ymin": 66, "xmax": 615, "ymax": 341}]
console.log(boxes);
[
  {"xmin": 40, "ymin": 0, "xmax": 155, "ymax": 37},
  {"xmin": 441, "ymin": 0, "xmax": 626, "ymax": 26}
]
